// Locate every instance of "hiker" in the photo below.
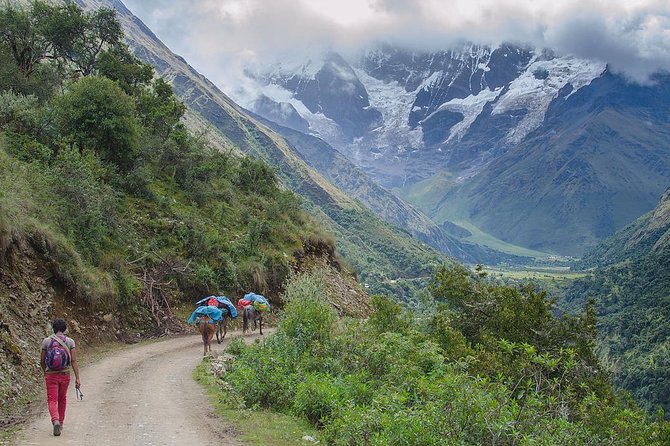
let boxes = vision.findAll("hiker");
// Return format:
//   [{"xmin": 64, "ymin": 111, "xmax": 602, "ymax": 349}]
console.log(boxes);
[{"xmin": 40, "ymin": 318, "xmax": 81, "ymax": 437}]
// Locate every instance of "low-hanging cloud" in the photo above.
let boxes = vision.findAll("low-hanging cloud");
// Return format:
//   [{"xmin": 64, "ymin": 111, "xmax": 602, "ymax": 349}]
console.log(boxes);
[{"xmin": 123, "ymin": 0, "xmax": 670, "ymax": 90}]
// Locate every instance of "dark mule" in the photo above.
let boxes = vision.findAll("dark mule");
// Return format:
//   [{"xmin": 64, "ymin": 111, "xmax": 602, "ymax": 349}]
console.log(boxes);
[
  {"xmin": 197, "ymin": 315, "xmax": 215, "ymax": 355},
  {"xmin": 215, "ymin": 315, "xmax": 228, "ymax": 344},
  {"xmin": 242, "ymin": 305, "xmax": 263, "ymax": 336}
]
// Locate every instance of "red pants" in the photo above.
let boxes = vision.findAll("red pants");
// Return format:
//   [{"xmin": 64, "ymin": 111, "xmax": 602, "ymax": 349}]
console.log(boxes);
[{"xmin": 45, "ymin": 373, "xmax": 70, "ymax": 424}]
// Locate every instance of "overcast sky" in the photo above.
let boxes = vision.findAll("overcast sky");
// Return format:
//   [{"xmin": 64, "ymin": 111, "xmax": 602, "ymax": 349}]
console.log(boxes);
[{"xmin": 123, "ymin": 0, "xmax": 670, "ymax": 89}]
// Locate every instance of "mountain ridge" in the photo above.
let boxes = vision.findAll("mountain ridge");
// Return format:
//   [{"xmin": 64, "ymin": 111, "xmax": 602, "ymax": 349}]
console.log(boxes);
[{"xmin": 243, "ymin": 44, "xmax": 670, "ymax": 256}]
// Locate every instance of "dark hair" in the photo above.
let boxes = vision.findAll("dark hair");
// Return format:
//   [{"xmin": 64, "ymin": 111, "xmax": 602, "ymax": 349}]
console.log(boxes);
[{"xmin": 52, "ymin": 318, "xmax": 67, "ymax": 334}]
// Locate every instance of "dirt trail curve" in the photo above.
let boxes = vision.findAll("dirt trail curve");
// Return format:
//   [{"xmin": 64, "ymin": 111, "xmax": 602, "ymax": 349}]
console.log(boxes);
[{"xmin": 15, "ymin": 331, "xmax": 265, "ymax": 446}]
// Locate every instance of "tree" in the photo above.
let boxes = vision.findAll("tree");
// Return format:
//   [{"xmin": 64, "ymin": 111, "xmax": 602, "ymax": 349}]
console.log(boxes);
[
  {"xmin": 96, "ymin": 45, "xmax": 153, "ymax": 95},
  {"xmin": 0, "ymin": 1, "xmax": 124, "ymax": 79},
  {"xmin": 56, "ymin": 76, "xmax": 139, "ymax": 171},
  {"xmin": 0, "ymin": 1, "xmax": 54, "ymax": 77},
  {"xmin": 41, "ymin": 3, "xmax": 123, "ymax": 76},
  {"xmin": 137, "ymin": 78, "xmax": 186, "ymax": 137}
]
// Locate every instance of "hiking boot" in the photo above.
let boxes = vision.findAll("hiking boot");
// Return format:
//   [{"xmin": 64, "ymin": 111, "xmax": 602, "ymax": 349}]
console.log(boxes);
[{"xmin": 53, "ymin": 421, "xmax": 62, "ymax": 436}]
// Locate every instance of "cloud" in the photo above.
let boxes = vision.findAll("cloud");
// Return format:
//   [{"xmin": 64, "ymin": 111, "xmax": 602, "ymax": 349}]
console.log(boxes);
[{"xmin": 123, "ymin": 0, "xmax": 670, "ymax": 86}]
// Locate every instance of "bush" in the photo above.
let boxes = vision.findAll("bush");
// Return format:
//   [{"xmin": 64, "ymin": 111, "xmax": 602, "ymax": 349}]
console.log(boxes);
[
  {"xmin": 48, "ymin": 146, "xmax": 118, "ymax": 260},
  {"xmin": 206, "ymin": 270, "xmax": 670, "ymax": 445},
  {"xmin": 368, "ymin": 294, "xmax": 411, "ymax": 334},
  {"xmin": 279, "ymin": 273, "xmax": 335, "ymax": 351},
  {"xmin": 0, "ymin": 91, "xmax": 39, "ymax": 134},
  {"xmin": 293, "ymin": 373, "xmax": 345, "ymax": 426},
  {"xmin": 56, "ymin": 76, "xmax": 139, "ymax": 171}
]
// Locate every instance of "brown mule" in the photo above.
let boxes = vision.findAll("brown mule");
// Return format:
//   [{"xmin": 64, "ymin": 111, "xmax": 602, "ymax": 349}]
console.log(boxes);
[{"xmin": 197, "ymin": 315, "xmax": 215, "ymax": 356}]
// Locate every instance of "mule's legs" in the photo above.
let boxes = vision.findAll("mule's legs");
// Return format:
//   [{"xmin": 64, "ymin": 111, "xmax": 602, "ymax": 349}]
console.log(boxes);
[
  {"xmin": 202, "ymin": 323, "xmax": 213, "ymax": 356},
  {"xmin": 259, "ymin": 315, "xmax": 263, "ymax": 335},
  {"xmin": 222, "ymin": 318, "xmax": 227, "ymax": 340}
]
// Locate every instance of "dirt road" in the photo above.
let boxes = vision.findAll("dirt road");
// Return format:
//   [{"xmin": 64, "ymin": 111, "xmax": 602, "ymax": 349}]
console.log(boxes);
[{"xmin": 15, "ymin": 331, "xmax": 263, "ymax": 446}]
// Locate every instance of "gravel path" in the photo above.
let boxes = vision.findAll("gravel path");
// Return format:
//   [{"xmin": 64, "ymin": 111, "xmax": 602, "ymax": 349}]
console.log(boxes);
[{"xmin": 15, "ymin": 331, "xmax": 263, "ymax": 445}]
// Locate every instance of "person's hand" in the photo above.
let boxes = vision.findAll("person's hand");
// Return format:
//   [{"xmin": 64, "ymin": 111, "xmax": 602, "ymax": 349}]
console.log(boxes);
[{"xmin": 75, "ymin": 379, "xmax": 81, "ymax": 389}]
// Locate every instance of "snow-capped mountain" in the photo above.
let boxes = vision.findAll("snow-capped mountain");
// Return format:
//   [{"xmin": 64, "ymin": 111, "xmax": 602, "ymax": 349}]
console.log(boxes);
[
  {"xmin": 242, "ymin": 44, "xmax": 670, "ymax": 256},
  {"xmin": 247, "ymin": 44, "xmax": 607, "ymax": 184}
]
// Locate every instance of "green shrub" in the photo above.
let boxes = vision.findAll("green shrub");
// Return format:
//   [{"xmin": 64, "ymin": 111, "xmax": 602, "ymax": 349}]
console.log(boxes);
[
  {"xmin": 279, "ymin": 274, "xmax": 335, "ymax": 352},
  {"xmin": 0, "ymin": 91, "xmax": 39, "ymax": 134},
  {"xmin": 368, "ymin": 294, "xmax": 411, "ymax": 334},
  {"xmin": 56, "ymin": 76, "xmax": 139, "ymax": 171},
  {"xmin": 293, "ymin": 373, "xmax": 345, "ymax": 426},
  {"xmin": 207, "ymin": 270, "xmax": 670, "ymax": 445}
]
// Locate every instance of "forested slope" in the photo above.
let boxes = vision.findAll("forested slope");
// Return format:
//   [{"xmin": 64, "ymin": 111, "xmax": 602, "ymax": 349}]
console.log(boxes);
[{"xmin": 566, "ymin": 188, "xmax": 670, "ymax": 415}]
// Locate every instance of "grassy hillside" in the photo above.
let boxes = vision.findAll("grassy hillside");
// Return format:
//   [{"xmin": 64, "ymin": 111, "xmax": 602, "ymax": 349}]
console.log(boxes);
[
  {"xmin": 73, "ymin": 0, "xmax": 456, "ymax": 299},
  {"xmin": 564, "ymin": 189, "xmax": 670, "ymax": 415}
]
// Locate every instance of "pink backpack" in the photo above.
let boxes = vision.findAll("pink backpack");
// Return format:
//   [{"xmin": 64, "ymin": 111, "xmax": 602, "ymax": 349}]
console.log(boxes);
[{"xmin": 46, "ymin": 335, "xmax": 70, "ymax": 371}]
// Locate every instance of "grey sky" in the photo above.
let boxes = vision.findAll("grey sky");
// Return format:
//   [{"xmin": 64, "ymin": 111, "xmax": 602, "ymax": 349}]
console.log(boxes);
[{"xmin": 122, "ymin": 0, "xmax": 670, "ymax": 89}]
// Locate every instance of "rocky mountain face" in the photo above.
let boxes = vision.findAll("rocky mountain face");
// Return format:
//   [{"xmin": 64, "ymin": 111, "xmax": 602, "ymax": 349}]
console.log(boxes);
[
  {"xmin": 258, "ymin": 52, "xmax": 383, "ymax": 140},
  {"xmin": 250, "ymin": 114, "xmax": 513, "ymax": 263},
  {"xmin": 246, "ymin": 44, "xmax": 670, "ymax": 256}
]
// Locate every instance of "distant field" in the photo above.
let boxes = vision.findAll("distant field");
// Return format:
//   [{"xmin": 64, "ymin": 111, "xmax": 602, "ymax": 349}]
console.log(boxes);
[{"xmin": 483, "ymin": 265, "xmax": 589, "ymax": 282}]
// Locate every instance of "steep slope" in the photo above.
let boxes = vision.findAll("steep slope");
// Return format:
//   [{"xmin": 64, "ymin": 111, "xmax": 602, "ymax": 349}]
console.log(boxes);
[
  {"xmin": 578, "ymin": 188, "xmax": 670, "ymax": 267},
  {"xmin": 565, "ymin": 189, "xmax": 670, "ymax": 414},
  {"xmin": 438, "ymin": 72, "xmax": 670, "ymax": 255},
  {"xmin": 250, "ymin": 114, "xmax": 515, "ymax": 264},
  {"xmin": 76, "ymin": 0, "xmax": 456, "ymax": 287}
]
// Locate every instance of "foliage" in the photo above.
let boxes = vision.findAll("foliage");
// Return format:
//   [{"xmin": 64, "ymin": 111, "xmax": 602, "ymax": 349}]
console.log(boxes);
[
  {"xmin": 0, "ymin": 1, "xmax": 123, "ymax": 78},
  {"xmin": 56, "ymin": 76, "xmax": 139, "ymax": 171},
  {"xmin": 566, "ymin": 251, "xmax": 670, "ymax": 416},
  {"xmin": 208, "ymin": 271, "xmax": 670, "ymax": 445},
  {"xmin": 0, "ymin": 1, "xmax": 331, "ymax": 324},
  {"xmin": 368, "ymin": 294, "xmax": 410, "ymax": 334}
]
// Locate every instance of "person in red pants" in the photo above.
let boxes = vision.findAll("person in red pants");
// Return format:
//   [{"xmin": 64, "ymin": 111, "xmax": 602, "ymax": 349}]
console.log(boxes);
[{"xmin": 40, "ymin": 318, "xmax": 81, "ymax": 436}]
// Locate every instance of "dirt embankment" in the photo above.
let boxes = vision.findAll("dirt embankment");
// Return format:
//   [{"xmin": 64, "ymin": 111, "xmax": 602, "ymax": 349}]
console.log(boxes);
[{"xmin": 0, "ymin": 239, "xmax": 156, "ymax": 426}]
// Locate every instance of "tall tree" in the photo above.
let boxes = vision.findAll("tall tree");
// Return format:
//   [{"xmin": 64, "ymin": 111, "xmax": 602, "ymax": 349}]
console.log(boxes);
[
  {"xmin": 0, "ymin": 1, "xmax": 54, "ymax": 77},
  {"xmin": 41, "ymin": 3, "xmax": 123, "ymax": 76}
]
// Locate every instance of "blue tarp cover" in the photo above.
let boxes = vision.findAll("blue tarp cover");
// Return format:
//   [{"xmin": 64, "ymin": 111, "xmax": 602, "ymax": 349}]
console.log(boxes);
[
  {"xmin": 195, "ymin": 296, "xmax": 238, "ymax": 319},
  {"xmin": 244, "ymin": 292, "xmax": 271, "ymax": 309},
  {"xmin": 187, "ymin": 305, "xmax": 223, "ymax": 324}
]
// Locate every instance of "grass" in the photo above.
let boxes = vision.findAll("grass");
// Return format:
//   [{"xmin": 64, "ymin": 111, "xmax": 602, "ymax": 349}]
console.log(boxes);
[
  {"xmin": 394, "ymin": 170, "xmax": 457, "ymax": 214},
  {"xmin": 194, "ymin": 359, "xmax": 319, "ymax": 446},
  {"xmin": 483, "ymin": 265, "xmax": 589, "ymax": 282},
  {"xmin": 452, "ymin": 219, "xmax": 552, "ymax": 258},
  {"xmin": 0, "ymin": 426, "xmax": 21, "ymax": 445}
]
